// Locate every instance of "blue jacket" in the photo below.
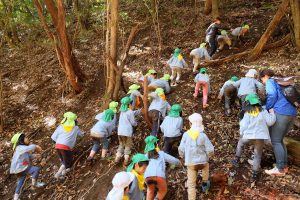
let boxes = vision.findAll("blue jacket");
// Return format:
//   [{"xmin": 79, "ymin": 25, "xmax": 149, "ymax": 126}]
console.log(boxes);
[{"xmin": 266, "ymin": 79, "xmax": 297, "ymax": 116}]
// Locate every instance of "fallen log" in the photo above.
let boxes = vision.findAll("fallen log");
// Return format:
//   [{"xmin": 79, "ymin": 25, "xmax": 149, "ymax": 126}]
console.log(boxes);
[
  {"xmin": 203, "ymin": 34, "xmax": 290, "ymax": 67},
  {"xmin": 284, "ymin": 137, "xmax": 300, "ymax": 166}
]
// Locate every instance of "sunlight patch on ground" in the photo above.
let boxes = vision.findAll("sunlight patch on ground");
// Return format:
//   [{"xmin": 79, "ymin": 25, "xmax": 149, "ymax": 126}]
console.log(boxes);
[
  {"xmin": 12, "ymin": 82, "xmax": 28, "ymax": 91},
  {"xmin": 123, "ymin": 70, "xmax": 142, "ymax": 83},
  {"xmin": 44, "ymin": 116, "xmax": 57, "ymax": 128},
  {"xmin": 26, "ymin": 104, "xmax": 39, "ymax": 111}
]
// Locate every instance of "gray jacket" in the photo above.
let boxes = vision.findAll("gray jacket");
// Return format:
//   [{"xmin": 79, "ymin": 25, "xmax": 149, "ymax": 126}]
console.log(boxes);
[
  {"xmin": 117, "ymin": 109, "xmax": 140, "ymax": 137},
  {"xmin": 51, "ymin": 125, "xmax": 83, "ymax": 149},
  {"xmin": 178, "ymin": 132, "xmax": 214, "ymax": 166},
  {"xmin": 233, "ymin": 77, "xmax": 264, "ymax": 97},
  {"xmin": 167, "ymin": 55, "xmax": 188, "ymax": 68},
  {"xmin": 190, "ymin": 48, "xmax": 211, "ymax": 60},
  {"xmin": 240, "ymin": 110, "xmax": 276, "ymax": 140},
  {"xmin": 10, "ymin": 144, "xmax": 36, "ymax": 174},
  {"xmin": 148, "ymin": 79, "xmax": 171, "ymax": 94},
  {"xmin": 160, "ymin": 116, "xmax": 183, "ymax": 137},
  {"xmin": 90, "ymin": 112, "xmax": 117, "ymax": 137},
  {"xmin": 148, "ymin": 93, "xmax": 171, "ymax": 117},
  {"xmin": 128, "ymin": 177, "xmax": 144, "ymax": 200},
  {"xmin": 219, "ymin": 80, "xmax": 236, "ymax": 97}
]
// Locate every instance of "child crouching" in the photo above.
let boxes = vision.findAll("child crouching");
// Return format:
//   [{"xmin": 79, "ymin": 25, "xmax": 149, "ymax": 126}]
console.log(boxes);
[
  {"xmin": 231, "ymin": 94, "xmax": 276, "ymax": 180},
  {"xmin": 178, "ymin": 113, "xmax": 214, "ymax": 200},
  {"xmin": 10, "ymin": 132, "xmax": 45, "ymax": 200}
]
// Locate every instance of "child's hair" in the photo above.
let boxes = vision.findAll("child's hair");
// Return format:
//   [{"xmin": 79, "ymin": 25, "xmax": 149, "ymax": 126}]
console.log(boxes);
[
  {"xmin": 148, "ymin": 149, "xmax": 159, "ymax": 159},
  {"xmin": 133, "ymin": 161, "xmax": 149, "ymax": 169},
  {"xmin": 214, "ymin": 17, "xmax": 221, "ymax": 22},
  {"xmin": 17, "ymin": 134, "xmax": 26, "ymax": 146},
  {"xmin": 260, "ymin": 69, "xmax": 275, "ymax": 78},
  {"xmin": 244, "ymin": 103, "xmax": 262, "ymax": 113}
]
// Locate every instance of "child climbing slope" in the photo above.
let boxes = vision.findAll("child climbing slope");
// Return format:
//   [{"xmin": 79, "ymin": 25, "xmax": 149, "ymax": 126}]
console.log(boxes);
[
  {"xmin": 148, "ymin": 74, "xmax": 171, "ymax": 94},
  {"xmin": 144, "ymin": 136, "xmax": 181, "ymax": 200},
  {"xmin": 51, "ymin": 112, "xmax": 83, "ymax": 179},
  {"xmin": 115, "ymin": 96, "xmax": 141, "ymax": 165},
  {"xmin": 167, "ymin": 48, "xmax": 188, "ymax": 85},
  {"xmin": 190, "ymin": 43, "xmax": 211, "ymax": 73},
  {"xmin": 10, "ymin": 132, "xmax": 45, "ymax": 200},
  {"xmin": 128, "ymin": 84, "xmax": 143, "ymax": 110},
  {"xmin": 193, "ymin": 68, "xmax": 210, "ymax": 108},
  {"xmin": 231, "ymin": 94, "xmax": 276, "ymax": 180},
  {"xmin": 179, "ymin": 113, "xmax": 214, "ymax": 200},
  {"xmin": 160, "ymin": 104, "xmax": 183, "ymax": 156}
]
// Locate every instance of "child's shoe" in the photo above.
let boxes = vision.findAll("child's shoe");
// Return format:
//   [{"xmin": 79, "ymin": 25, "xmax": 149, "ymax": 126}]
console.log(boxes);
[
  {"xmin": 203, "ymin": 104, "xmax": 209, "ymax": 108},
  {"xmin": 265, "ymin": 166, "xmax": 285, "ymax": 176},
  {"xmin": 193, "ymin": 93, "xmax": 198, "ymax": 98},
  {"xmin": 231, "ymin": 157, "xmax": 240, "ymax": 167},
  {"xmin": 61, "ymin": 168, "xmax": 71, "ymax": 176},
  {"xmin": 54, "ymin": 164, "xmax": 66, "ymax": 179},
  {"xmin": 201, "ymin": 180, "xmax": 211, "ymax": 193},
  {"xmin": 123, "ymin": 155, "xmax": 130, "ymax": 166},
  {"xmin": 13, "ymin": 193, "xmax": 19, "ymax": 200},
  {"xmin": 251, "ymin": 171, "xmax": 258, "ymax": 181},
  {"xmin": 115, "ymin": 153, "xmax": 122, "ymax": 163},
  {"xmin": 225, "ymin": 108, "xmax": 231, "ymax": 116},
  {"xmin": 101, "ymin": 149, "xmax": 108, "ymax": 158},
  {"xmin": 284, "ymin": 166, "xmax": 289, "ymax": 173}
]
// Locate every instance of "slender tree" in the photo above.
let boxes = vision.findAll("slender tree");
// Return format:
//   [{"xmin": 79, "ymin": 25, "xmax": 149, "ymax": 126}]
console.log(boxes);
[{"xmin": 290, "ymin": 0, "xmax": 300, "ymax": 50}]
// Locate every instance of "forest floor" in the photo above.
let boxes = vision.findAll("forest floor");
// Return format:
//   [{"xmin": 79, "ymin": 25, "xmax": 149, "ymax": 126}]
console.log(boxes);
[{"xmin": 1, "ymin": 0, "xmax": 300, "ymax": 199}]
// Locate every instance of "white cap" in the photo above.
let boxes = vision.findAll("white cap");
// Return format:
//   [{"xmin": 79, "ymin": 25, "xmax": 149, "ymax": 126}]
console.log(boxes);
[
  {"xmin": 188, "ymin": 113, "xmax": 204, "ymax": 132},
  {"xmin": 106, "ymin": 172, "xmax": 135, "ymax": 200},
  {"xmin": 245, "ymin": 69, "xmax": 257, "ymax": 78}
]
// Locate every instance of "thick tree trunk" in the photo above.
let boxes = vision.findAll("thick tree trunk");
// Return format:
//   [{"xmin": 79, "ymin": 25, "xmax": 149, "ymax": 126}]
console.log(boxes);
[
  {"xmin": 212, "ymin": 0, "xmax": 219, "ymax": 18},
  {"xmin": 284, "ymin": 137, "xmax": 300, "ymax": 166},
  {"xmin": 143, "ymin": 76, "xmax": 152, "ymax": 128},
  {"xmin": 248, "ymin": 0, "xmax": 289, "ymax": 61},
  {"xmin": 0, "ymin": 71, "xmax": 3, "ymax": 133},
  {"xmin": 204, "ymin": 0, "xmax": 212, "ymax": 15},
  {"xmin": 290, "ymin": 0, "xmax": 300, "ymax": 50},
  {"xmin": 105, "ymin": 0, "xmax": 118, "ymax": 97}
]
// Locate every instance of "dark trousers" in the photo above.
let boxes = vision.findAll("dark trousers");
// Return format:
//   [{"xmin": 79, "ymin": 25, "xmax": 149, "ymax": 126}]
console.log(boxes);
[
  {"xmin": 148, "ymin": 110, "xmax": 161, "ymax": 136},
  {"xmin": 208, "ymin": 36, "xmax": 217, "ymax": 56},
  {"xmin": 56, "ymin": 149, "xmax": 73, "ymax": 168},
  {"xmin": 224, "ymin": 85, "xmax": 238, "ymax": 110},
  {"xmin": 163, "ymin": 136, "xmax": 181, "ymax": 156},
  {"xmin": 239, "ymin": 95, "xmax": 247, "ymax": 120}
]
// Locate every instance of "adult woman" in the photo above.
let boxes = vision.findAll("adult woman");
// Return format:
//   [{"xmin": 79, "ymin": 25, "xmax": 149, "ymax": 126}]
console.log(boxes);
[{"xmin": 260, "ymin": 69, "xmax": 297, "ymax": 176}]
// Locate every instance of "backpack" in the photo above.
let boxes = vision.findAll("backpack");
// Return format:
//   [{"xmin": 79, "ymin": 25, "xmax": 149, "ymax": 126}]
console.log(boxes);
[{"xmin": 273, "ymin": 76, "xmax": 300, "ymax": 107}]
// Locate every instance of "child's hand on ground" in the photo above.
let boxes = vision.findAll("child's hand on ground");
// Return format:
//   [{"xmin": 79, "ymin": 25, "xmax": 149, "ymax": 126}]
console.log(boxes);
[{"xmin": 35, "ymin": 145, "xmax": 42, "ymax": 153}]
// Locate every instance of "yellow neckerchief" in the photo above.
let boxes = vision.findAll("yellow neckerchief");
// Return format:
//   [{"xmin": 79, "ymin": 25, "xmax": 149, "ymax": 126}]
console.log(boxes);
[
  {"xmin": 123, "ymin": 195, "xmax": 129, "ymax": 200},
  {"xmin": 177, "ymin": 54, "xmax": 183, "ymax": 61},
  {"xmin": 159, "ymin": 94, "xmax": 166, "ymax": 101},
  {"xmin": 187, "ymin": 130, "xmax": 200, "ymax": 140},
  {"xmin": 155, "ymin": 147, "xmax": 160, "ymax": 152},
  {"xmin": 131, "ymin": 169, "xmax": 145, "ymax": 190},
  {"xmin": 247, "ymin": 107, "xmax": 260, "ymax": 117},
  {"xmin": 63, "ymin": 125, "xmax": 74, "ymax": 132}
]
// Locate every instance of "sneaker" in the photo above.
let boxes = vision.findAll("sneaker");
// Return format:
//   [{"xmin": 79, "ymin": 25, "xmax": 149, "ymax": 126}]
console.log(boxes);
[
  {"xmin": 201, "ymin": 180, "xmax": 211, "ymax": 193},
  {"xmin": 248, "ymin": 159, "xmax": 253, "ymax": 166},
  {"xmin": 265, "ymin": 167, "xmax": 285, "ymax": 176},
  {"xmin": 35, "ymin": 182, "xmax": 46, "ymax": 188},
  {"xmin": 251, "ymin": 171, "xmax": 258, "ymax": 181},
  {"xmin": 193, "ymin": 93, "xmax": 198, "ymax": 98},
  {"xmin": 13, "ymin": 193, "xmax": 19, "ymax": 200},
  {"xmin": 203, "ymin": 104, "xmax": 209, "ymax": 108},
  {"xmin": 284, "ymin": 166, "xmax": 289, "ymax": 173},
  {"xmin": 225, "ymin": 108, "xmax": 231, "ymax": 116},
  {"xmin": 115, "ymin": 156, "xmax": 122, "ymax": 163},
  {"xmin": 231, "ymin": 159, "xmax": 239, "ymax": 167},
  {"xmin": 61, "ymin": 168, "xmax": 71, "ymax": 176}
]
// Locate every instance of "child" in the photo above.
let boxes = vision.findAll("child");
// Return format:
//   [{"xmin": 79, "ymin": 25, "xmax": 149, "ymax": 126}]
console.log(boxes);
[
  {"xmin": 217, "ymin": 30, "xmax": 232, "ymax": 51},
  {"xmin": 231, "ymin": 94, "xmax": 276, "ymax": 180},
  {"xmin": 160, "ymin": 104, "xmax": 183, "ymax": 156},
  {"xmin": 148, "ymin": 74, "xmax": 171, "ymax": 94},
  {"xmin": 128, "ymin": 84, "xmax": 143, "ymax": 110},
  {"xmin": 233, "ymin": 69, "xmax": 264, "ymax": 119},
  {"xmin": 144, "ymin": 136, "xmax": 181, "ymax": 200},
  {"xmin": 10, "ymin": 133, "xmax": 45, "ymax": 200},
  {"xmin": 148, "ymin": 88, "xmax": 171, "ymax": 136},
  {"xmin": 218, "ymin": 76, "xmax": 239, "ymax": 116},
  {"xmin": 231, "ymin": 24, "xmax": 250, "ymax": 47},
  {"xmin": 51, "ymin": 112, "xmax": 83, "ymax": 179},
  {"xmin": 178, "ymin": 113, "xmax": 214, "ymax": 200},
  {"xmin": 106, "ymin": 171, "xmax": 135, "ymax": 200},
  {"xmin": 127, "ymin": 153, "xmax": 150, "ymax": 200},
  {"xmin": 88, "ymin": 108, "xmax": 116, "ymax": 160},
  {"xmin": 193, "ymin": 68, "xmax": 210, "ymax": 108},
  {"xmin": 190, "ymin": 43, "xmax": 211, "ymax": 73},
  {"xmin": 167, "ymin": 48, "xmax": 188, "ymax": 84},
  {"xmin": 138, "ymin": 69, "xmax": 158, "ymax": 85},
  {"xmin": 115, "ymin": 96, "xmax": 141, "ymax": 165},
  {"xmin": 206, "ymin": 17, "xmax": 221, "ymax": 56}
]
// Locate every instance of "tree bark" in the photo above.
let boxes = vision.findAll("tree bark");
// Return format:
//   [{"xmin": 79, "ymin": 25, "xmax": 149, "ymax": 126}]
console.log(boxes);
[
  {"xmin": 212, "ymin": 0, "xmax": 219, "ymax": 18},
  {"xmin": 248, "ymin": 0, "xmax": 290, "ymax": 61},
  {"xmin": 0, "ymin": 71, "xmax": 3, "ymax": 133},
  {"xmin": 290, "ymin": 0, "xmax": 300, "ymax": 50},
  {"xmin": 204, "ymin": 0, "xmax": 212, "ymax": 15},
  {"xmin": 143, "ymin": 76, "xmax": 152, "ymax": 128}
]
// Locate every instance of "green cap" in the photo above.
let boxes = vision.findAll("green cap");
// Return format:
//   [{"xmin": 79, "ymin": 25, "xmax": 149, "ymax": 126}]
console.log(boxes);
[
  {"xmin": 127, "ymin": 84, "xmax": 141, "ymax": 94},
  {"xmin": 155, "ymin": 88, "xmax": 164, "ymax": 96},
  {"xmin": 200, "ymin": 43, "xmax": 206, "ymax": 48},
  {"xmin": 221, "ymin": 30, "xmax": 227, "ymax": 35},
  {"xmin": 174, "ymin": 48, "xmax": 181, "ymax": 57},
  {"xmin": 200, "ymin": 68, "xmax": 208, "ymax": 74},
  {"xmin": 102, "ymin": 109, "xmax": 114, "ymax": 122},
  {"xmin": 127, "ymin": 153, "xmax": 149, "ymax": 172},
  {"xmin": 61, "ymin": 112, "xmax": 77, "ymax": 127},
  {"xmin": 11, "ymin": 132, "xmax": 23, "ymax": 150},
  {"xmin": 168, "ymin": 104, "xmax": 182, "ymax": 117},
  {"xmin": 231, "ymin": 76, "xmax": 239, "ymax": 82},
  {"xmin": 245, "ymin": 94, "xmax": 260, "ymax": 105},
  {"xmin": 109, "ymin": 101, "xmax": 119, "ymax": 113},
  {"xmin": 144, "ymin": 135, "xmax": 159, "ymax": 153},
  {"xmin": 160, "ymin": 74, "xmax": 170, "ymax": 81},
  {"xmin": 120, "ymin": 96, "xmax": 132, "ymax": 112},
  {"xmin": 146, "ymin": 69, "xmax": 157, "ymax": 76},
  {"xmin": 243, "ymin": 24, "xmax": 250, "ymax": 30}
]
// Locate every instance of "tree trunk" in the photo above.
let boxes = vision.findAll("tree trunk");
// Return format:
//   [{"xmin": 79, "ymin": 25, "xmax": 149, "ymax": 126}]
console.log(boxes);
[
  {"xmin": 290, "ymin": 0, "xmax": 300, "ymax": 50},
  {"xmin": 284, "ymin": 137, "xmax": 300, "ymax": 166},
  {"xmin": 204, "ymin": 0, "xmax": 212, "ymax": 15},
  {"xmin": 143, "ymin": 76, "xmax": 152, "ymax": 128},
  {"xmin": 105, "ymin": 0, "xmax": 118, "ymax": 97},
  {"xmin": 0, "ymin": 71, "xmax": 3, "ymax": 133},
  {"xmin": 212, "ymin": 0, "xmax": 219, "ymax": 18},
  {"xmin": 248, "ymin": 0, "xmax": 289, "ymax": 61}
]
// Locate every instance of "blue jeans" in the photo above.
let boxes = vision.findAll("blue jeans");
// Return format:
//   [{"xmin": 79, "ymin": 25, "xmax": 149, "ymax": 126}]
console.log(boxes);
[
  {"xmin": 15, "ymin": 165, "xmax": 40, "ymax": 194},
  {"xmin": 270, "ymin": 113, "xmax": 295, "ymax": 170},
  {"xmin": 92, "ymin": 137, "xmax": 109, "ymax": 152}
]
